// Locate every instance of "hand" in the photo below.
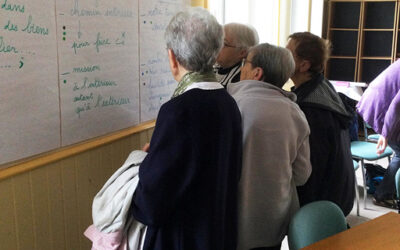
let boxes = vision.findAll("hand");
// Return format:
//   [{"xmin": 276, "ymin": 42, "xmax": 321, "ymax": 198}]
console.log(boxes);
[
  {"xmin": 142, "ymin": 143, "xmax": 150, "ymax": 152},
  {"xmin": 376, "ymin": 136, "xmax": 387, "ymax": 155}
]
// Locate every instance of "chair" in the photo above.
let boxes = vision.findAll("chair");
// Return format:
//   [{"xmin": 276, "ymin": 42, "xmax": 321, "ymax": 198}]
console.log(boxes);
[
  {"xmin": 396, "ymin": 169, "xmax": 400, "ymax": 214},
  {"xmin": 288, "ymin": 201, "xmax": 347, "ymax": 250},
  {"xmin": 353, "ymin": 160, "xmax": 360, "ymax": 216},
  {"xmin": 351, "ymin": 141, "xmax": 393, "ymax": 209},
  {"xmin": 363, "ymin": 122, "xmax": 380, "ymax": 142}
]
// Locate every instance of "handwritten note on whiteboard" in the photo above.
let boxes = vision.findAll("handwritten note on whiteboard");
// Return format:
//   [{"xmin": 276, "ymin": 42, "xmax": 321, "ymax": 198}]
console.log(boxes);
[
  {"xmin": 56, "ymin": 0, "xmax": 140, "ymax": 146},
  {"xmin": 139, "ymin": 0, "xmax": 187, "ymax": 122},
  {"xmin": 0, "ymin": 0, "xmax": 189, "ymax": 166},
  {"xmin": 0, "ymin": 1, "xmax": 60, "ymax": 164}
]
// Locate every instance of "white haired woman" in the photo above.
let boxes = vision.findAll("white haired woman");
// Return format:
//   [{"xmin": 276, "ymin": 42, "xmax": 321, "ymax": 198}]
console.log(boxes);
[
  {"xmin": 228, "ymin": 43, "xmax": 312, "ymax": 250},
  {"xmin": 131, "ymin": 7, "xmax": 243, "ymax": 250},
  {"xmin": 215, "ymin": 23, "xmax": 259, "ymax": 88}
]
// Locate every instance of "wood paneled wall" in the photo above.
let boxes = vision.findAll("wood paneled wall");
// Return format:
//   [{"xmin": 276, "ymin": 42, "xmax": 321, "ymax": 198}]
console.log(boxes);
[{"xmin": 0, "ymin": 127, "xmax": 154, "ymax": 250}]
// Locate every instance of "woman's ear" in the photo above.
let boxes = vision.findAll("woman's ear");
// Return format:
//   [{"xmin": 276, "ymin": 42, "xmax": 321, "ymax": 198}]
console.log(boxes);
[
  {"xmin": 239, "ymin": 48, "xmax": 248, "ymax": 58},
  {"xmin": 299, "ymin": 59, "xmax": 311, "ymax": 73},
  {"xmin": 168, "ymin": 49, "xmax": 180, "ymax": 80},
  {"xmin": 253, "ymin": 67, "xmax": 264, "ymax": 81}
]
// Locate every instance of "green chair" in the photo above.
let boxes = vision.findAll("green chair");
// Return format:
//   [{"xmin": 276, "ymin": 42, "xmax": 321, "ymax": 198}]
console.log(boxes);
[
  {"xmin": 288, "ymin": 201, "xmax": 347, "ymax": 250},
  {"xmin": 353, "ymin": 160, "xmax": 360, "ymax": 216},
  {"xmin": 351, "ymin": 141, "xmax": 393, "ymax": 209},
  {"xmin": 396, "ymin": 169, "xmax": 400, "ymax": 214},
  {"xmin": 363, "ymin": 122, "xmax": 380, "ymax": 142}
]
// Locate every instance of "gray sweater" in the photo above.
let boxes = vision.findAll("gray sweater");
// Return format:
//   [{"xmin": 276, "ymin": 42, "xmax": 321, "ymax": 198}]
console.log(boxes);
[{"xmin": 228, "ymin": 80, "xmax": 312, "ymax": 249}]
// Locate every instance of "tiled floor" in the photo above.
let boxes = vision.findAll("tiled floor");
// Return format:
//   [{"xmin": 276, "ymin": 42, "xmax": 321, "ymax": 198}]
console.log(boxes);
[{"xmin": 281, "ymin": 157, "xmax": 396, "ymax": 250}]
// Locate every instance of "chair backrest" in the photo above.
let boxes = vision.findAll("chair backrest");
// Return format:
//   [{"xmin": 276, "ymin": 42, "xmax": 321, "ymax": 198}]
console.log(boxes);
[
  {"xmin": 288, "ymin": 201, "xmax": 347, "ymax": 250},
  {"xmin": 363, "ymin": 121, "xmax": 380, "ymax": 142}
]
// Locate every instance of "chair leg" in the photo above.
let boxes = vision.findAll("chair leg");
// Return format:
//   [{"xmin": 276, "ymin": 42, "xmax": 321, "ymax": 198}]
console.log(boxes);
[
  {"xmin": 354, "ymin": 175, "xmax": 360, "ymax": 216},
  {"xmin": 360, "ymin": 159, "xmax": 368, "ymax": 209},
  {"xmin": 398, "ymin": 200, "xmax": 400, "ymax": 214}
]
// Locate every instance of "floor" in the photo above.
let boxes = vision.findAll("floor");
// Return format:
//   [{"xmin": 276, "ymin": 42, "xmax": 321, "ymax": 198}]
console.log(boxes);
[{"xmin": 280, "ymin": 157, "xmax": 396, "ymax": 250}]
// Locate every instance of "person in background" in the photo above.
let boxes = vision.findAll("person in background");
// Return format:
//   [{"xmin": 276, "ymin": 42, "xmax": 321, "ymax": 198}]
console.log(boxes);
[
  {"xmin": 286, "ymin": 32, "xmax": 355, "ymax": 216},
  {"xmin": 215, "ymin": 23, "xmax": 259, "ymax": 88},
  {"xmin": 130, "ymin": 7, "xmax": 243, "ymax": 250},
  {"xmin": 228, "ymin": 43, "xmax": 312, "ymax": 250},
  {"xmin": 357, "ymin": 59, "xmax": 400, "ymax": 208}
]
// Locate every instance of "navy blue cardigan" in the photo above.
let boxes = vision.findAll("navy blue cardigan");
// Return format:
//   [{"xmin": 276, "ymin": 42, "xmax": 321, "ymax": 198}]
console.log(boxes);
[
  {"xmin": 293, "ymin": 74, "xmax": 355, "ymax": 216},
  {"xmin": 131, "ymin": 88, "xmax": 242, "ymax": 250}
]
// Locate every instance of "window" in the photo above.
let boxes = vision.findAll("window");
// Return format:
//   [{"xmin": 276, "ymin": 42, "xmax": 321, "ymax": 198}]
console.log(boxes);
[{"xmin": 209, "ymin": 0, "xmax": 324, "ymax": 45}]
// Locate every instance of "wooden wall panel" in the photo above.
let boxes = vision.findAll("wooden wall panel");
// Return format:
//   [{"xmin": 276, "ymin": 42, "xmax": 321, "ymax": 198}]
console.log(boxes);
[
  {"xmin": 98, "ymin": 143, "xmax": 115, "ymax": 190},
  {"xmin": 61, "ymin": 158, "xmax": 80, "ymax": 250},
  {"xmin": 75, "ymin": 152, "xmax": 93, "ymax": 250},
  {"xmin": 47, "ymin": 162, "xmax": 66, "ymax": 250},
  {"xmin": 0, "ymin": 127, "xmax": 154, "ymax": 250},
  {"xmin": 13, "ymin": 174, "xmax": 35, "ymax": 249},
  {"xmin": 0, "ymin": 179, "xmax": 18, "ymax": 250},
  {"xmin": 30, "ymin": 167, "xmax": 52, "ymax": 250}
]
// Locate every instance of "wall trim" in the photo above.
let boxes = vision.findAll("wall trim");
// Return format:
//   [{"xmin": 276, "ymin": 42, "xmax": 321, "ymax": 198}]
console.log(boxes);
[{"xmin": 0, "ymin": 120, "xmax": 156, "ymax": 181}]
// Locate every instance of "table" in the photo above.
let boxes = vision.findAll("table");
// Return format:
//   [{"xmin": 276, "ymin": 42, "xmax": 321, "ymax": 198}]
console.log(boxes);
[{"xmin": 303, "ymin": 212, "xmax": 400, "ymax": 249}]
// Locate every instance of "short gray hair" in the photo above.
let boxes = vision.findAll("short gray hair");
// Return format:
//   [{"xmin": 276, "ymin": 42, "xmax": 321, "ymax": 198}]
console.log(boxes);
[
  {"xmin": 249, "ymin": 43, "xmax": 295, "ymax": 88},
  {"xmin": 165, "ymin": 7, "xmax": 223, "ymax": 73},
  {"xmin": 224, "ymin": 23, "xmax": 259, "ymax": 50}
]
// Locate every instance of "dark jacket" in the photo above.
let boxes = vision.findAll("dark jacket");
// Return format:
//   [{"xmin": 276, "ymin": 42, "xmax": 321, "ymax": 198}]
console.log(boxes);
[
  {"xmin": 131, "ymin": 88, "xmax": 242, "ymax": 250},
  {"xmin": 293, "ymin": 73, "xmax": 355, "ymax": 216},
  {"xmin": 215, "ymin": 62, "xmax": 241, "ymax": 88}
]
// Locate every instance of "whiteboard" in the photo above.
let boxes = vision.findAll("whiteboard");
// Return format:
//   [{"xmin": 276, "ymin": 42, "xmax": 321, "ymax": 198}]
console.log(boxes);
[
  {"xmin": 0, "ymin": 0, "xmax": 60, "ymax": 164},
  {"xmin": 0, "ymin": 0, "xmax": 189, "ymax": 166},
  {"xmin": 56, "ymin": 0, "xmax": 140, "ymax": 146},
  {"xmin": 139, "ymin": 0, "xmax": 185, "ymax": 121}
]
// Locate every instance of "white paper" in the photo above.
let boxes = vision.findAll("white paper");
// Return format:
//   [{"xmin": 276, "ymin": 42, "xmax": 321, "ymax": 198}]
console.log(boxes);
[
  {"xmin": 139, "ymin": 0, "xmax": 188, "ymax": 122},
  {"xmin": 0, "ymin": 0, "xmax": 60, "ymax": 165},
  {"xmin": 56, "ymin": 0, "xmax": 140, "ymax": 146}
]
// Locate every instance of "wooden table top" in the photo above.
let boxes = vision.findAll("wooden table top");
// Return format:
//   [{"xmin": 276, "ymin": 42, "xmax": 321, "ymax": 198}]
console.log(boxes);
[{"xmin": 303, "ymin": 212, "xmax": 400, "ymax": 250}]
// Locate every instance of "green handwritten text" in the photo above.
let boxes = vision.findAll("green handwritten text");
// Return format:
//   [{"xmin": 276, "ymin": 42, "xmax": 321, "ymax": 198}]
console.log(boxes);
[
  {"xmin": 71, "ymin": 40, "xmax": 90, "ymax": 54},
  {"xmin": 1, "ymin": 0, "xmax": 24, "ymax": 13},
  {"xmin": 95, "ymin": 94, "xmax": 130, "ymax": 108},
  {"xmin": 4, "ymin": 19, "xmax": 18, "ymax": 31},
  {"xmin": 73, "ymin": 65, "xmax": 101, "ymax": 73},
  {"xmin": 88, "ymin": 78, "xmax": 117, "ymax": 88},
  {"xmin": 21, "ymin": 15, "xmax": 49, "ymax": 36},
  {"xmin": 73, "ymin": 92, "xmax": 93, "ymax": 102},
  {"xmin": 94, "ymin": 32, "xmax": 110, "ymax": 53},
  {"xmin": 0, "ymin": 36, "xmax": 18, "ymax": 53}
]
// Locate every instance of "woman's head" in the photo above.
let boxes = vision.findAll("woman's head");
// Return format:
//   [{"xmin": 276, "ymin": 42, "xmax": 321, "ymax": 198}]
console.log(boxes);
[{"xmin": 165, "ymin": 7, "xmax": 223, "ymax": 73}]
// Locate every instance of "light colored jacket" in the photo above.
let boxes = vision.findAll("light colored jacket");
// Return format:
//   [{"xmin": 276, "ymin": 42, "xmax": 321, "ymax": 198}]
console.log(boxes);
[
  {"xmin": 84, "ymin": 150, "xmax": 147, "ymax": 250},
  {"xmin": 228, "ymin": 80, "xmax": 312, "ymax": 249}
]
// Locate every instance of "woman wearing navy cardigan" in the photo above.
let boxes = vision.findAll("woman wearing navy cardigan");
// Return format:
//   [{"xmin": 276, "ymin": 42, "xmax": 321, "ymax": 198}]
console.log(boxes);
[{"xmin": 130, "ymin": 8, "xmax": 243, "ymax": 250}]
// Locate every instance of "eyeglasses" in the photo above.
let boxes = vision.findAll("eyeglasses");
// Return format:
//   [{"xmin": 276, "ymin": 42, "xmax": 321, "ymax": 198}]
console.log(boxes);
[
  {"xmin": 224, "ymin": 42, "xmax": 240, "ymax": 48},
  {"xmin": 241, "ymin": 58, "xmax": 253, "ymax": 67}
]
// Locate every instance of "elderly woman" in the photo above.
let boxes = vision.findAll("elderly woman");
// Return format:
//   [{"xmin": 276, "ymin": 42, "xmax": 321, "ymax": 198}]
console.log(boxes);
[
  {"xmin": 130, "ymin": 7, "xmax": 243, "ymax": 250},
  {"xmin": 215, "ymin": 23, "xmax": 259, "ymax": 88},
  {"xmin": 228, "ymin": 43, "xmax": 311, "ymax": 250}
]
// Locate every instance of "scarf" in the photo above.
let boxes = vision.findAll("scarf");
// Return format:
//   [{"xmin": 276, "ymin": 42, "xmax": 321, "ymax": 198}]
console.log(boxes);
[{"xmin": 171, "ymin": 71, "xmax": 217, "ymax": 98}]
